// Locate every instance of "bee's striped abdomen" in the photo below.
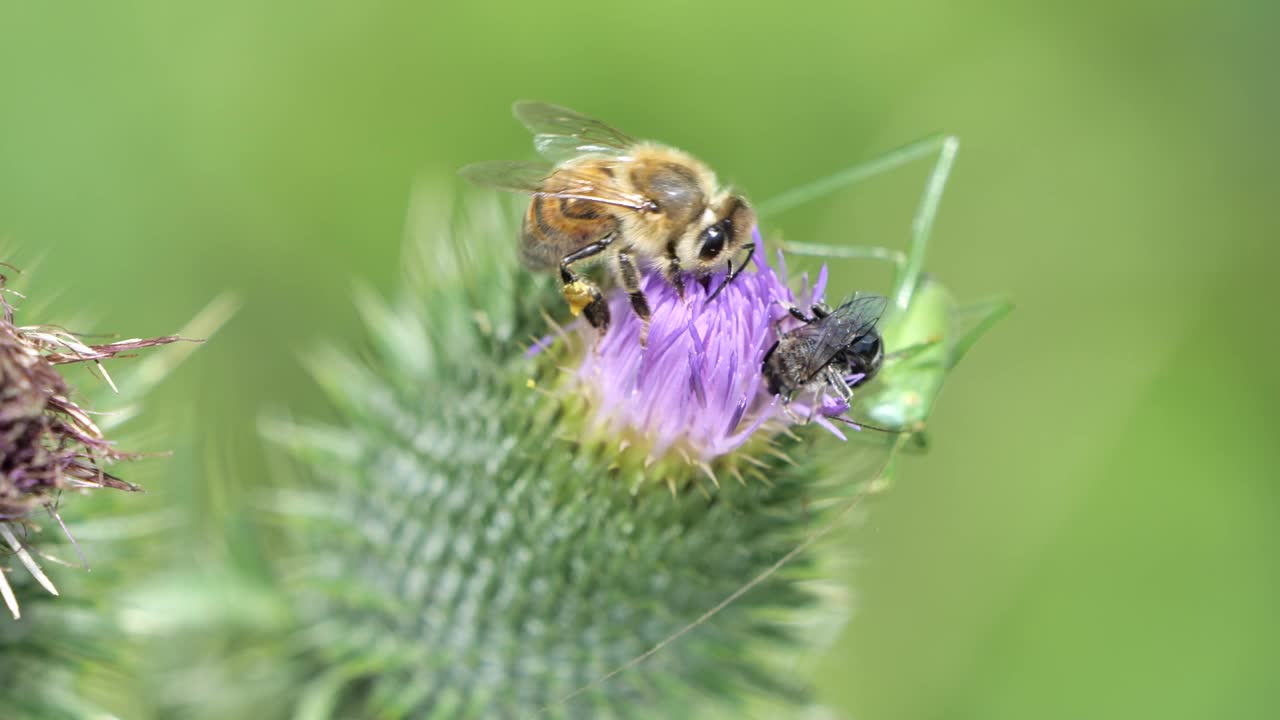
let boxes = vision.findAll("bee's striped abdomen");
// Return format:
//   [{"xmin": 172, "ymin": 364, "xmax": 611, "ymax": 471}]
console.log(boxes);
[{"xmin": 519, "ymin": 192, "xmax": 618, "ymax": 271}]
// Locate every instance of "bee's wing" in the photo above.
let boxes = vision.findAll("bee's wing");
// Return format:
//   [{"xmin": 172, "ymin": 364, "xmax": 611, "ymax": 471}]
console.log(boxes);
[
  {"xmin": 513, "ymin": 102, "xmax": 637, "ymax": 163},
  {"xmin": 793, "ymin": 295, "xmax": 888, "ymax": 382},
  {"xmin": 458, "ymin": 160, "xmax": 653, "ymax": 212}
]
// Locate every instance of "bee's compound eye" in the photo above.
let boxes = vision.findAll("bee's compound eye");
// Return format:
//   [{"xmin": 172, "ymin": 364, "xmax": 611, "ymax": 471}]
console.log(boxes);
[{"xmin": 698, "ymin": 219, "xmax": 730, "ymax": 260}]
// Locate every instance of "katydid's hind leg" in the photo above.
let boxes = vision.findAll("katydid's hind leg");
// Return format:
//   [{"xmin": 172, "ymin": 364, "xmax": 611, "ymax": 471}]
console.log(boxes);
[
  {"xmin": 613, "ymin": 249, "xmax": 652, "ymax": 345},
  {"xmin": 560, "ymin": 238, "xmax": 614, "ymax": 335},
  {"xmin": 757, "ymin": 134, "xmax": 957, "ymax": 218},
  {"xmin": 764, "ymin": 134, "xmax": 960, "ymax": 311},
  {"xmin": 895, "ymin": 135, "xmax": 959, "ymax": 310},
  {"xmin": 781, "ymin": 241, "xmax": 907, "ymax": 276},
  {"xmin": 947, "ymin": 296, "xmax": 1013, "ymax": 370}
]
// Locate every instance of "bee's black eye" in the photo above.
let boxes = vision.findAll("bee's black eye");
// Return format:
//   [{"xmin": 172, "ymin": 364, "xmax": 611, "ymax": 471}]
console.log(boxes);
[{"xmin": 698, "ymin": 219, "xmax": 731, "ymax": 260}]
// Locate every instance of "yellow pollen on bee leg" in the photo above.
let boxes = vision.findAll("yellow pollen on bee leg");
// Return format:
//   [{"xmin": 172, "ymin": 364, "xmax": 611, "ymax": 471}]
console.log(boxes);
[{"xmin": 562, "ymin": 281, "xmax": 596, "ymax": 316}]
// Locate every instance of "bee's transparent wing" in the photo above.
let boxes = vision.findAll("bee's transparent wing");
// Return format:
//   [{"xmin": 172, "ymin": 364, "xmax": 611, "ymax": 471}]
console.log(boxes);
[
  {"xmin": 513, "ymin": 101, "xmax": 636, "ymax": 163},
  {"xmin": 459, "ymin": 160, "xmax": 653, "ymax": 211},
  {"xmin": 458, "ymin": 160, "xmax": 556, "ymax": 193},
  {"xmin": 794, "ymin": 295, "xmax": 888, "ymax": 382}
]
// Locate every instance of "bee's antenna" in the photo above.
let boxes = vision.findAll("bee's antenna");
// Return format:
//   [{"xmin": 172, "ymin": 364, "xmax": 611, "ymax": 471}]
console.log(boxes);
[{"xmin": 706, "ymin": 242, "xmax": 756, "ymax": 303}]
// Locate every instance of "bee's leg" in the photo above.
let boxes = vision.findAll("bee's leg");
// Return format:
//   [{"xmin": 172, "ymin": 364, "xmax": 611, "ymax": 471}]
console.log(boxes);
[
  {"xmin": 762, "ymin": 134, "xmax": 960, "ymax": 310},
  {"xmin": 706, "ymin": 242, "xmax": 756, "ymax": 303},
  {"xmin": 612, "ymin": 249, "xmax": 652, "ymax": 345},
  {"xmin": 559, "ymin": 238, "xmax": 615, "ymax": 334},
  {"xmin": 661, "ymin": 241, "xmax": 685, "ymax": 299}
]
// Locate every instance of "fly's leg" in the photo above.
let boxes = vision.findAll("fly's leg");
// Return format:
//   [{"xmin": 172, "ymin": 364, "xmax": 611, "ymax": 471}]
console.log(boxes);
[
  {"xmin": 781, "ymin": 400, "xmax": 803, "ymax": 425},
  {"xmin": 612, "ymin": 249, "xmax": 652, "ymax": 346},
  {"xmin": 560, "ymin": 236, "xmax": 615, "ymax": 335},
  {"xmin": 788, "ymin": 306, "xmax": 816, "ymax": 324},
  {"xmin": 804, "ymin": 386, "xmax": 826, "ymax": 423},
  {"xmin": 823, "ymin": 365, "xmax": 854, "ymax": 404},
  {"xmin": 763, "ymin": 134, "xmax": 959, "ymax": 311}
]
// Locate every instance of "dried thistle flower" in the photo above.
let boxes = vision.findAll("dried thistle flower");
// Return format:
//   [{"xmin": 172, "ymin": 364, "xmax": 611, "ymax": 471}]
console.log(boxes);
[{"xmin": 0, "ymin": 271, "xmax": 191, "ymax": 619}]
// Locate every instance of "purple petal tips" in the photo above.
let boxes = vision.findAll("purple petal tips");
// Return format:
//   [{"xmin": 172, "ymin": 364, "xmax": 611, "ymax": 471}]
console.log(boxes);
[{"xmin": 568, "ymin": 229, "xmax": 854, "ymax": 463}]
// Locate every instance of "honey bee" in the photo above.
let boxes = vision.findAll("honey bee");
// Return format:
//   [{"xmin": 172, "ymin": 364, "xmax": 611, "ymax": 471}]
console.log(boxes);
[
  {"xmin": 763, "ymin": 295, "xmax": 887, "ymax": 422},
  {"xmin": 459, "ymin": 102, "xmax": 757, "ymax": 339}
]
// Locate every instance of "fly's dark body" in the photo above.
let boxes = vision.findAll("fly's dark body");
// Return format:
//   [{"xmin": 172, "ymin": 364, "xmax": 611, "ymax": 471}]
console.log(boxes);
[{"xmin": 762, "ymin": 295, "xmax": 887, "ymax": 415}]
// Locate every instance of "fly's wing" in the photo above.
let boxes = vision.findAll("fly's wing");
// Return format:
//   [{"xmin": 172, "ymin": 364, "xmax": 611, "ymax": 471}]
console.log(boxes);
[
  {"xmin": 791, "ymin": 295, "xmax": 888, "ymax": 383},
  {"xmin": 458, "ymin": 160, "xmax": 653, "ymax": 211},
  {"xmin": 513, "ymin": 102, "xmax": 637, "ymax": 163}
]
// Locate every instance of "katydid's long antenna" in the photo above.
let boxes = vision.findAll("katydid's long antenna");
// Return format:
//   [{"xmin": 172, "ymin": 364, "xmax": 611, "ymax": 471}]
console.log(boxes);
[
  {"xmin": 531, "ymin": 453, "xmax": 895, "ymax": 719},
  {"xmin": 828, "ymin": 415, "xmax": 905, "ymax": 435}
]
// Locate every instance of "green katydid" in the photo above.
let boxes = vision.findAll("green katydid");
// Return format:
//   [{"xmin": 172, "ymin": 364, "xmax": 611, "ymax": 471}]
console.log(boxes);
[
  {"xmin": 757, "ymin": 133, "xmax": 1008, "ymax": 481},
  {"xmin": 760, "ymin": 134, "xmax": 1012, "ymax": 483}
]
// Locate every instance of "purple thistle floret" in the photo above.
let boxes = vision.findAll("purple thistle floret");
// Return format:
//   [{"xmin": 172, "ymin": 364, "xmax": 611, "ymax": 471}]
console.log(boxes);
[{"xmin": 572, "ymin": 230, "xmax": 854, "ymax": 463}]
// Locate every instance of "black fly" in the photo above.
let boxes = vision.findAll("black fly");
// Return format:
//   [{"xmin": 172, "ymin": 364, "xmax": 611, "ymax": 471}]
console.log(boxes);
[{"xmin": 762, "ymin": 294, "xmax": 887, "ymax": 422}]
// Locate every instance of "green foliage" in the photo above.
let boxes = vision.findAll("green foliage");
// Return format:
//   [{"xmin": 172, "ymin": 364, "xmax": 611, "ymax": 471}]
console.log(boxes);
[
  {"xmin": 264, "ymin": 191, "xmax": 861, "ymax": 718},
  {"xmin": 0, "ymin": 578, "xmax": 105, "ymax": 720}
]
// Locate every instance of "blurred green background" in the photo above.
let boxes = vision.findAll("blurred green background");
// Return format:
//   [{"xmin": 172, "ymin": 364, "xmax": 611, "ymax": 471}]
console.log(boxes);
[{"xmin": 2, "ymin": 1, "xmax": 1276, "ymax": 718}]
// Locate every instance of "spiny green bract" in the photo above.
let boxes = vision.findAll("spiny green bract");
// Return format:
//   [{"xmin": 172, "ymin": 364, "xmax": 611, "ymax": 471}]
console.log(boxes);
[{"xmin": 266, "ymin": 191, "xmax": 865, "ymax": 719}]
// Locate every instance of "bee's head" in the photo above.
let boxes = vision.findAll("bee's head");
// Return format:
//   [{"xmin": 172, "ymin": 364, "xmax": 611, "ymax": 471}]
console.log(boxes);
[{"xmin": 678, "ymin": 194, "xmax": 756, "ymax": 275}]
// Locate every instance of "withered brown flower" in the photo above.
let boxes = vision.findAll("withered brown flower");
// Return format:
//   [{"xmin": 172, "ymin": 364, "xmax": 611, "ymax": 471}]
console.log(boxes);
[{"xmin": 0, "ymin": 270, "xmax": 191, "ymax": 618}]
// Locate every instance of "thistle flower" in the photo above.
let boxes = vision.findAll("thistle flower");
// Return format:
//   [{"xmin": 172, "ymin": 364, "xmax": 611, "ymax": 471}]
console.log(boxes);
[
  {"xmin": 570, "ymin": 231, "xmax": 855, "ymax": 468},
  {"xmin": 0, "ymin": 273, "xmax": 192, "ymax": 619},
  {"xmin": 254, "ymin": 192, "xmax": 875, "ymax": 720}
]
